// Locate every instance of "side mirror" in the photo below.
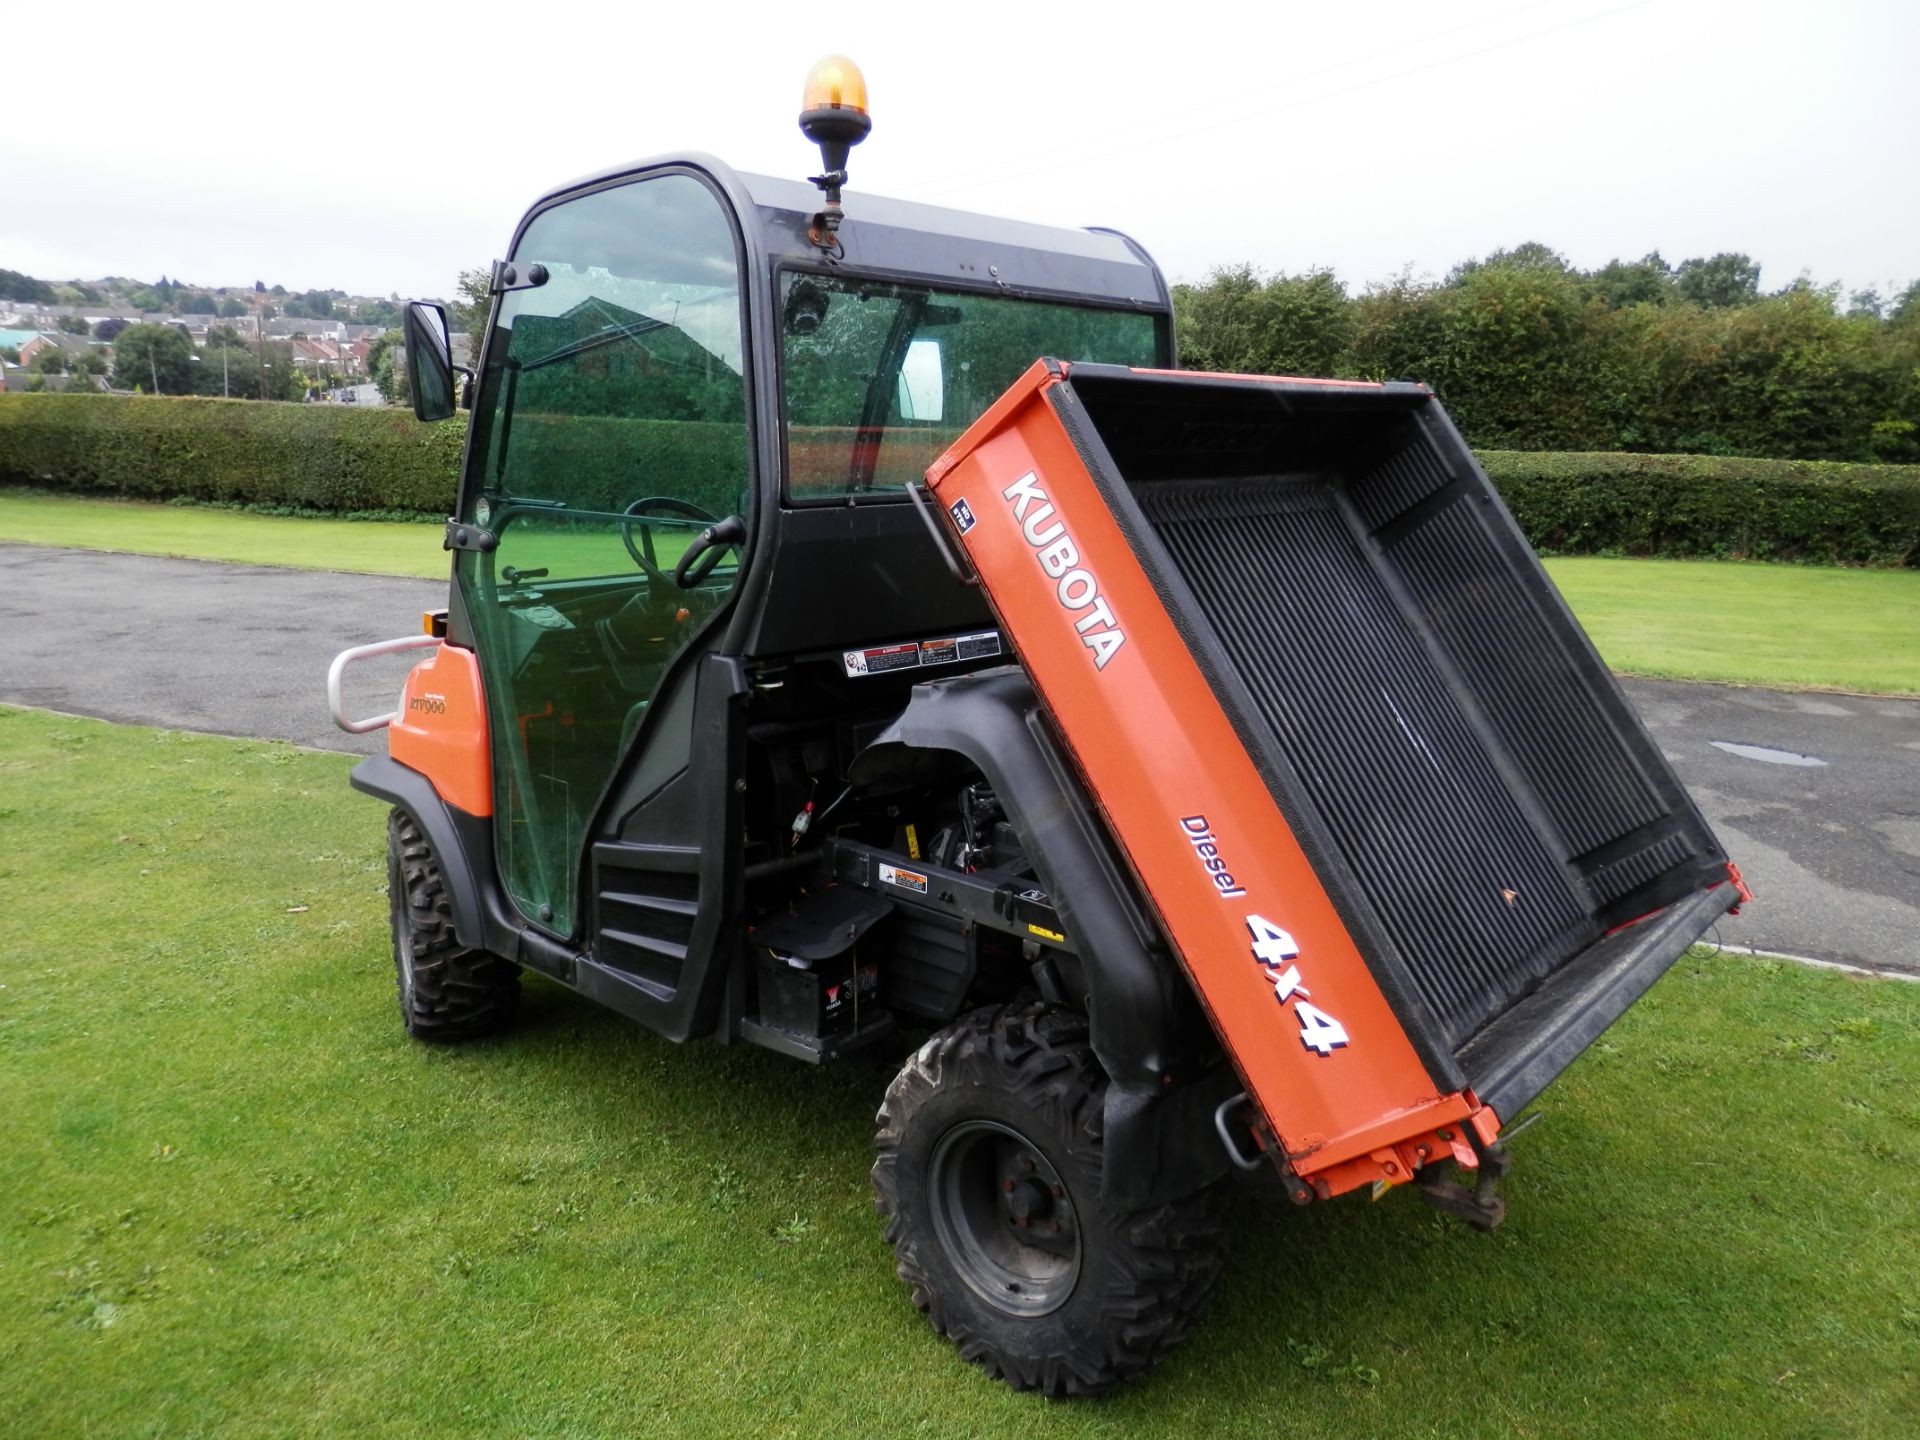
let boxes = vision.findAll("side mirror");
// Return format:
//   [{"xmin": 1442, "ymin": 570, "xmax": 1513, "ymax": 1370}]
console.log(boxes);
[{"xmin": 403, "ymin": 301, "xmax": 456, "ymax": 422}]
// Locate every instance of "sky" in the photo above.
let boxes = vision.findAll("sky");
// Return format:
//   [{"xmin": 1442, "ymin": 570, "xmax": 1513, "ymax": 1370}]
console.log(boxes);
[{"xmin": 3, "ymin": 0, "xmax": 1914, "ymax": 304}]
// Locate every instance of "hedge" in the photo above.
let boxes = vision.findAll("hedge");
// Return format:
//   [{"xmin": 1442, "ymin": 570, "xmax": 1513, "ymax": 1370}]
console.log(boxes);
[
  {"xmin": 4, "ymin": 393, "xmax": 1917, "ymax": 566},
  {"xmin": 1480, "ymin": 450, "xmax": 1920, "ymax": 567},
  {"xmin": 0, "ymin": 393, "xmax": 465, "ymax": 514}
]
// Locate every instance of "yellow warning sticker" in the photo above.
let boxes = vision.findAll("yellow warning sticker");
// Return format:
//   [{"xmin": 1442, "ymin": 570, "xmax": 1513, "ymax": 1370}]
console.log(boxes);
[{"xmin": 1027, "ymin": 923, "xmax": 1066, "ymax": 944}]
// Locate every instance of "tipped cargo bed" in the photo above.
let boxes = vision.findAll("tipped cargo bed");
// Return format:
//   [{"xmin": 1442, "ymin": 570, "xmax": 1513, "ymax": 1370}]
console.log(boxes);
[
  {"xmin": 1057, "ymin": 367, "xmax": 1736, "ymax": 1110},
  {"xmin": 930, "ymin": 362, "xmax": 1741, "ymax": 1144}
]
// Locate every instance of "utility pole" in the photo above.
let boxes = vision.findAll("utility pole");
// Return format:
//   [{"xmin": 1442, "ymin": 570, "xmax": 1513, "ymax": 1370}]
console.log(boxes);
[
  {"xmin": 149, "ymin": 344, "xmax": 160, "ymax": 396},
  {"xmin": 256, "ymin": 311, "xmax": 268, "ymax": 400}
]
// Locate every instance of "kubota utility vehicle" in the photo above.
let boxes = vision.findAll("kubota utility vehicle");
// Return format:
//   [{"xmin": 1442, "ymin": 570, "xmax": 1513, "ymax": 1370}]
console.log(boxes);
[{"xmin": 328, "ymin": 58, "xmax": 1747, "ymax": 1394}]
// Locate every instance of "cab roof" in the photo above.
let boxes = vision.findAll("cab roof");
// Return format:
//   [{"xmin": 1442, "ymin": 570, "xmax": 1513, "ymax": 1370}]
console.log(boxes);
[{"xmin": 534, "ymin": 152, "xmax": 1170, "ymax": 313}]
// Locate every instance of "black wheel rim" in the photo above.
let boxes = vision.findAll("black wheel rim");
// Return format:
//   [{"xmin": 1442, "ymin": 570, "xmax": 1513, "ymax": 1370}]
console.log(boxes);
[{"xmin": 928, "ymin": 1119, "xmax": 1081, "ymax": 1318}]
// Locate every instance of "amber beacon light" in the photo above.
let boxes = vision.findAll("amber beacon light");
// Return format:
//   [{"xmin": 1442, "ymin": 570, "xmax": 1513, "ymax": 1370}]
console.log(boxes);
[{"xmin": 799, "ymin": 54, "xmax": 872, "ymax": 245}]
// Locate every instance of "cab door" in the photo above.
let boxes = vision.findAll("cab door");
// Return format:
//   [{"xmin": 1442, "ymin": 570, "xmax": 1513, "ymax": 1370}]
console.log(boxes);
[{"xmin": 454, "ymin": 172, "xmax": 752, "ymax": 940}]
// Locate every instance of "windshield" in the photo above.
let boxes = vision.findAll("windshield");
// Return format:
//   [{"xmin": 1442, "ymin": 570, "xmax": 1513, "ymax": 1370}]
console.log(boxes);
[{"xmin": 780, "ymin": 274, "xmax": 1162, "ymax": 500}]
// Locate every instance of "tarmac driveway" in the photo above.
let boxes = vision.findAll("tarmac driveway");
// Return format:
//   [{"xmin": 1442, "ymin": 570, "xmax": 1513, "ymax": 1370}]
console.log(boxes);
[{"xmin": 2, "ymin": 543, "xmax": 1913, "ymax": 972}]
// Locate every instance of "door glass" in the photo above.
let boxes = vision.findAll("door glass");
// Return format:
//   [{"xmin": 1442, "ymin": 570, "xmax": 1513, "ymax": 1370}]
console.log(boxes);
[{"xmin": 458, "ymin": 174, "xmax": 749, "ymax": 935}]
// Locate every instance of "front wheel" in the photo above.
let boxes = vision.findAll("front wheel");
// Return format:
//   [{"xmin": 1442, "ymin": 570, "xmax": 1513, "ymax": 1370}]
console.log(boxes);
[
  {"xmin": 387, "ymin": 809, "xmax": 519, "ymax": 1042},
  {"xmin": 872, "ymin": 1004, "xmax": 1226, "ymax": 1396}
]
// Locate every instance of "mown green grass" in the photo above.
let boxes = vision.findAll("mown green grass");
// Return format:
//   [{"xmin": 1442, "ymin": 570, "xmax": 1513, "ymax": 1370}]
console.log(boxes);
[
  {"xmin": 4, "ymin": 491, "xmax": 1917, "ymax": 695},
  {"xmin": 2, "ymin": 705, "xmax": 1916, "ymax": 1437},
  {"xmin": 1544, "ymin": 556, "xmax": 1920, "ymax": 695},
  {"xmin": 0, "ymin": 492, "xmax": 444, "ymax": 577}
]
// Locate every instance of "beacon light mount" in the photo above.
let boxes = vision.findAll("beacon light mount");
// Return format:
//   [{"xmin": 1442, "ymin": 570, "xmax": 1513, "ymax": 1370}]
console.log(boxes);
[{"xmin": 799, "ymin": 54, "xmax": 872, "ymax": 248}]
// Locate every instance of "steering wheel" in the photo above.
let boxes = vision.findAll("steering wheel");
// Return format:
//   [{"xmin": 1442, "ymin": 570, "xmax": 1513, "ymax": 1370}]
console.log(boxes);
[{"xmin": 621, "ymin": 496, "xmax": 718, "ymax": 586}]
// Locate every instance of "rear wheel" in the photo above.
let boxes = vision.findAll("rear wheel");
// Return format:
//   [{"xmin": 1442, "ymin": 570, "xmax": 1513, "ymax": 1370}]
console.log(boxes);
[
  {"xmin": 387, "ymin": 809, "xmax": 519, "ymax": 1041},
  {"xmin": 873, "ymin": 1004, "xmax": 1226, "ymax": 1396}
]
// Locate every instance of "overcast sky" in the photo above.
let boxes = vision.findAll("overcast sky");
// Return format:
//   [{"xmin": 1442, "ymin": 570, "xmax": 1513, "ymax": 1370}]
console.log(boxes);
[{"xmin": 3, "ymin": 0, "xmax": 1913, "ymax": 303}]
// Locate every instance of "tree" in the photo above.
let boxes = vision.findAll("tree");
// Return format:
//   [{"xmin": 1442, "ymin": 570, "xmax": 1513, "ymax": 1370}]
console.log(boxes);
[
  {"xmin": 1674, "ymin": 253, "xmax": 1761, "ymax": 309},
  {"xmin": 1846, "ymin": 288, "xmax": 1885, "ymax": 321},
  {"xmin": 1446, "ymin": 242, "xmax": 1570, "ymax": 285},
  {"xmin": 270, "ymin": 283, "xmax": 286, "ymax": 296},
  {"xmin": 58, "ymin": 315, "xmax": 92, "ymax": 334},
  {"xmin": 254, "ymin": 280, "xmax": 266, "ymax": 293},
  {"xmin": 368, "ymin": 327, "xmax": 409, "ymax": 406},
  {"xmin": 452, "ymin": 266, "xmax": 492, "ymax": 344},
  {"xmin": 1587, "ymin": 252, "xmax": 1674, "ymax": 309},
  {"xmin": 0, "ymin": 268, "xmax": 55, "ymax": 303},
  {"xmin": 0, "ymin": 344, "xmax": 18, "ymax": 364},
  {"xmin": 217, "ymin": 297, "xmax": 248, "ymax": 318},
  {"xmin": 1175, "ymin": 264, "xmax": 1353, "ymax": 378},
  {"xmin": 70, "ymin": 351, "xmax": 108, "ymax": 377},
  {"xmin": 31, "ymin": 347, "xmax": 69, "ymax": 375},
  {"xmin": 93, "ymin": 317, "xmax": 129, "ymax": 341},
  {"xmin": 111, "ymin": 323, "xmax": 195, "ymax": 394}
]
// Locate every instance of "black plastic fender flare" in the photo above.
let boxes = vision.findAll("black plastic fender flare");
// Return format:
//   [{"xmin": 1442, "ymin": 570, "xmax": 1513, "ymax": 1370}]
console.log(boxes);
[
  {"xmin": 350, "ymin": 754, "xmax": 498, "ymax": 952},
  {"xmin": 851, "ymin": 666, "xmax": 1231, "ymax": 1207}
]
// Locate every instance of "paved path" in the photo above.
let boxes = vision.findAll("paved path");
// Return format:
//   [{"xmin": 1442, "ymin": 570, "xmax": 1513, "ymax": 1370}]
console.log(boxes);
[
  {"xmin": 2, "ymin": 544, "xmax": 1914, "ymax": 971},
  {"xmin": 0, "ymin": 544, "xmax": 442, "ymax": 756},
  {"xmin": 1629, "ymin": 679, "xmax": 1918, "ymax": 973}
]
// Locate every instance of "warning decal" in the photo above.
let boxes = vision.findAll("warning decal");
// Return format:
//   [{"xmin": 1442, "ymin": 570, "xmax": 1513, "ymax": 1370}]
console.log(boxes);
[
  {"xmin": 843, "ymin": 631, "xmax": 1002, "ymax": 678},
  {"xmin": 842, "ymin": 643, "xmax": 921, "ymax": 677},
  {"xmin": 878, "ymin": 863, "xmax": 929, "ymax": 895}
]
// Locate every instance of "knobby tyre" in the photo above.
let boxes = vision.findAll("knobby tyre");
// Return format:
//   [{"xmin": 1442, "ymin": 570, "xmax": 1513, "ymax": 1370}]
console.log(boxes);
[
  {"xmin": 873, "ymin": 1003, "xmax": 1226, "ymax": 1396},
  {"xmin": 387, "ymin": 808, "xmax": 519, "ymax": 1041}
]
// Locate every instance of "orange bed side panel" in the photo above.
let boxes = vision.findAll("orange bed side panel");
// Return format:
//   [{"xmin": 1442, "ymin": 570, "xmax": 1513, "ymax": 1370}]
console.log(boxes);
[
  {"xmin": 927, "ymin": 363, "xmax": 1472, "ymax": 1177},
  {"xmin": 388, "ymin": 643, "xmax": 492, "ymax": 818}
]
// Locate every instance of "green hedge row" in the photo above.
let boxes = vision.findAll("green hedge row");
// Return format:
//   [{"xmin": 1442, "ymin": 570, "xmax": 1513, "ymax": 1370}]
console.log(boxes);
[
  {"xmin": 1480, "ymin": 450, "xmax": 1920, "ymax": 567},
  {"xmin": 0, "ymin": 393, "xmax": 466, "ymax": 514},
  {"xmin": 3, "ymin": 393, "xmax": 1917, "ymax": 566},
  {"xmin": 0, "ymin": 393, "xmax": 754, "ymax": 521}
]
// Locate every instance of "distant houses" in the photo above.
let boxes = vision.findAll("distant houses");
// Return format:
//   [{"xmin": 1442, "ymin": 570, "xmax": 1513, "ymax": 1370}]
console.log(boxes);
[{"xmin": 0, "ymin": 302, "xmax": 394, "ymax": 393}]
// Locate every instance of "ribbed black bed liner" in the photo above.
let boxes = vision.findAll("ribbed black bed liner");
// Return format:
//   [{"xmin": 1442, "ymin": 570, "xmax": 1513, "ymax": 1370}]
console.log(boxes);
[{"xmin": 1056, "ymin": 368, "xmax": 1731, "ymax": 1077}]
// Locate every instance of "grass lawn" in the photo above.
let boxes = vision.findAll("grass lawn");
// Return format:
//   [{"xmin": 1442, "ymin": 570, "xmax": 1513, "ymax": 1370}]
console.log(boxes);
[
  {"xmin": 1, "ymin": 705, "xmax": 1916, "ymax": 1438},
  {"xmin": 1544, "ymin": 557, "xmax": 1920, "ymax": 696},
  {"xmin": 1, "ymin": 493, "xmax": 1915, "ymax": 693},
  {"xmin": 0, "ymin": 492, "xmax": 444, "ymax": 578}
]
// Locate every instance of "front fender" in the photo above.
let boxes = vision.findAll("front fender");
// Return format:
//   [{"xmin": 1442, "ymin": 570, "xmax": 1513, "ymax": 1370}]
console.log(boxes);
[{"xmin": 350, "ymin": 754, "xmax": 494, "ymax": 951}]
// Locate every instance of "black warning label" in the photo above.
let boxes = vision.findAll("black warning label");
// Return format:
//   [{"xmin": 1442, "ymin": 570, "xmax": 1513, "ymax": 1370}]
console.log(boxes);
[
  {"xmin": 842, "ymin": 643, "xmax": 922, "ymax": 676},
  {"xmin": 843, "ymin": 631, "xmax": 1002, "ymax": 678},
  {"xmin": 955, "ymin": 631, "xmax": 1001, "ymax": 661}
]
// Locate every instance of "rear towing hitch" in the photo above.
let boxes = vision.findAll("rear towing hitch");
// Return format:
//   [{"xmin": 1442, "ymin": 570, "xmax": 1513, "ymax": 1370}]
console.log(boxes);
[{"xmin": 1416, "ymin": 1139, "xmax": 1513, "ymax": 1233}]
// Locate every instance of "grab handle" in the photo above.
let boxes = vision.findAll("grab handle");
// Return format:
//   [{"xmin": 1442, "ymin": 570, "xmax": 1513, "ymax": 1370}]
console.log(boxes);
[{"xmin": 327, "ymin": 634, "xmax": 441, "ymax": 734}]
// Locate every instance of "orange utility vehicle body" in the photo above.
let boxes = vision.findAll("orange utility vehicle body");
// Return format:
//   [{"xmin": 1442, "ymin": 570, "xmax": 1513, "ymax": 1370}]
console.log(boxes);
[
  {"xmin": 922, "ymin": 360, "xmax": 1745, "ymax": 1197},
  {"xmin": 338, "ymin": 67, "xmax": 1750, "ymax": 1387}
]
